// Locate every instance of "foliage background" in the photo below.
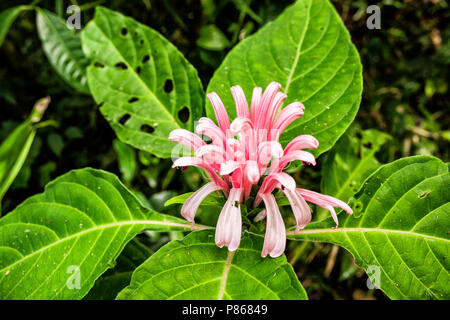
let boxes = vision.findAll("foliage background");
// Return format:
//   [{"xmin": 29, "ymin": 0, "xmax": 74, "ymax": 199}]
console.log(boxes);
[{"xmin": 0, "ymin": 0, "xmax": 448, "ymax": 299}]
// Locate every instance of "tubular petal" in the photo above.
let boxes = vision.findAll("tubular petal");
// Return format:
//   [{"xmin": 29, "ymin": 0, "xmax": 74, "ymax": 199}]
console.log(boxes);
[
  {"xmin": 231, "ymin": 85, "xmax": 249, "ymax": 119},
  {"xmin": 258, "ymin": 141, "xmax": 284, "ymax": 165},
  {"xmin": 282, "ymin": 188, "xmax": 312, "ymax": 231},
  {"xmin": 169, "ymin": 129, "xmax": 205, "ymax": 151},
  {"xmin": 264, "ymin": 91, "xmax": 287, "ymax": 131},
  {"xmin": 284, "ymin": 135, "xmax": 319, "ymax": 154},
  {"xmin": 207, "ymin": 92, "xmax": 230, "ymax": 131},
  {"xmin": 270, "ymin": 102, "xmax": 304, "ymax": 140},
  {"xmin": 259, "ymin": 172, "xmax": 296, "ymax": 195},
  {"xmin": 215, "ymin": 188, "xmax": 243, "ymax": 251},
  {"xmin": 260, "ymin": 193, "xmax": 286, "ymax": 258},
  {"xmin": 278, "ymin": 150, "xmax": 316, "ymax": 170},
  {"xmin": 196, "ymin": 117, "xmax": 226, "ymax": 147},
  {"xmin": 256, "ymin": 82, "xmax": 281, "ymax": 129},
  {"xmin": 250, "ymin": 87, "xmax": 262, "ymax": 124},
  {"xmin": 181, "ymin": 182, "xmax": 222, "ymax": 222},
  {"xmin": 173, "ymin": 156, "xmax": 229, "ymax": 191},
  {"xmin": 296, "ymin": 188, "xmax": 353, "ymax": 215}
]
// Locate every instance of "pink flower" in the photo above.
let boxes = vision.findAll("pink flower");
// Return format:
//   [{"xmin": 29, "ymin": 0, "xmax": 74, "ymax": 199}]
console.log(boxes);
[{"xmin": 169, "ymin": 82, "xmax": 353, "ymax": 258}]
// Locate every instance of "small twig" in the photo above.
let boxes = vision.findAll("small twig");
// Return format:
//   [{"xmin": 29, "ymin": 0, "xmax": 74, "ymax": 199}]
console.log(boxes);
[{"xmin": 324, "ymin": 245, "xmax": 339, "ymax": 278}]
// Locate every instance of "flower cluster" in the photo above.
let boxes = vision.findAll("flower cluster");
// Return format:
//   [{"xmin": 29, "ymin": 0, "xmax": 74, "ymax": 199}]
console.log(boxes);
[{"xmin": 169, "ymin": 82, "xmax": 352, "ymax": 257}]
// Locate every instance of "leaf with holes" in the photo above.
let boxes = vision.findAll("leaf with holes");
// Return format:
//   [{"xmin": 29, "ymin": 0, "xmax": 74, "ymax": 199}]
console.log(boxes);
[
  {"xmin": 207, "ymin": 0, "xmax": 362, "ymax": 156},
  {"xmin": 288, "ymin": 156, "xmax": 450, "ymax": 299},
  {"xmin": 36, "ymin": 9, "xmax": 90, "ymax": 94},
  {"xmin": 0, "ymin": 168, "xmax": 205, "ymax": 299},
  {"xmin": 117, "ymin": 230, "xmax": 307, "ymax": 300},
  {"xmin": 84, "ymin": 238, "xmax": 152, "ymax": 300},
  {"xmin": 81, "ymin": 7, "xmax": 204, "ymax": 158}
]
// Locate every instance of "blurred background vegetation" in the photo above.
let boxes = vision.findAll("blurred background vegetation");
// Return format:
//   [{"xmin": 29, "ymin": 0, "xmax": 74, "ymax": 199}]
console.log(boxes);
[{"xmin": 0, "ymin": 0, "xmax": 448, "ymax": 299}]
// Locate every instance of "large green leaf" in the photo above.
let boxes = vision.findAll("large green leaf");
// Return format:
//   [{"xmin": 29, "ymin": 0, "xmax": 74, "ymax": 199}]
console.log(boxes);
[
  {"xmin": 0, "ymin": 5, "xmax": 32, "ymax": 47},
  {"xmin": 0, "ymin": 97, "xmax": 49, "ymax": 206},
  {"xmin": 207, "ymin": 0, "xmax": 362, "ymax": 156},
  {"xmin": 288, "ymin": 156, "xmax": 450, "ymax": 299},
  {"xmin": 117, "ymin": 230, "xmax": 307, "ymax": 300},
  {"xmin": 36, "ymin": 9, "xmax": 90, "ymax": 94},
  {"xmin": 0, "ymin": 168, "xmax": 206, "ymax": 299},
  {"xmin": 84, "ymin": 238, "xmax": 152, "ymax": 300},
  {"xmin": 81, "ymin": 7, "xmax": 204, "ymax": 158},
  {"xmin": 320, "ymin": 127, "xmax": 392, "ymax": 205}
]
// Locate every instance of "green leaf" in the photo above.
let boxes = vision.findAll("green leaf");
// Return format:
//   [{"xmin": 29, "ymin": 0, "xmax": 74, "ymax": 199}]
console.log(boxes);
[
  {"xmin": 197, "ymin": 24, "xmax": 230, "ymax": 51},
  {"xmin": 165, "ymin": 191, "xmax": 225, "ymax": 226},
  {"xmin": 165, "ymin": 191, "xmax": 225, "ymax": 208},
  {"xmin": 321, "ymin": 127, "xmax": 392, "ymax": 204},
  {"xmin": 113, "ymin": 139, "xmax": 137, "ymax": 184},
  {"xmin": 207, "ymin": 0, "xmax": 362, "ymax": 156},
  {"xmin": 84, "ymin": 238, "xmax": 152, "ymax": 300},
  {"xmin": 117, "ymin": 230, "xmax": 307, "ymax": 300},
  {"xmin": 0, "ymin": 168, "xmax": 207, "ymax": 299},
  {"xmin": 0, "ymin": 5, "xmax": 32, "ymax": 47},
  {"xmin": 36, "ymin": 9, "xmax": 90, "ymax": 94},
  {"xmin": 288, "ymin": 156, "xmax": 450, "ymax": 299},
  {"xmin": 0, "ymin": 97, "xmax": 49, "ymax": 205},
  {"xmin": 81, "ymin": 7, "xmax": 204, "ymax": 158}
]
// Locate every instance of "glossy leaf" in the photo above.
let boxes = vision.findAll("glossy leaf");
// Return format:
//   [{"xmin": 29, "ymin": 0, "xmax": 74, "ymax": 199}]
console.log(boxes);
[
  {"xmin": 84, "ymin": 238, "xmax": 152, "ymax": 300},
  {"xmin": 321, "ymin": 127, "xmax": 392, "ymax": 204},
  {"xmin": 207, "ymin": 0, "xmax": 362, "ymax": 156},
  {"xmin": 0, "ymin": 5, "xmax": 32, "ymax": 47},
  {"xmin": 0, "ymin": 168, "xmax": 206, "ymax": 299},
  {"xmin": 0, "ymin": 97, "xmax": 49, "ymax": 205},
  {"xmin": 117, "ymin": 230, "xmax": 307, "ymax": 300},
  {"xmin": 36, "ymin": 9, "xmax": 90, "ymax": 94},
  {"xmin": 81, "ymin": 7, "xmax": 204, "ymax": 158},
  {"xmin": 288, "ymin": 156, "xmax": 450, "ymax": 299}
]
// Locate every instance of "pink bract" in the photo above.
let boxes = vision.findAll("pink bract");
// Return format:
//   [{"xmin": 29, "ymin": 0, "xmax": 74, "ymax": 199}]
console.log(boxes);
[{"xmin": 169, "ymin": 82, "xmax": 353, "ymax": 258}]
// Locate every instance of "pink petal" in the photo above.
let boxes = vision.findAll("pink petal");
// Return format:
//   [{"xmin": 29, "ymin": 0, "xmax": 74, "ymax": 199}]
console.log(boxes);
[
  {"xmin": 278, "ymin": 150, "xmax": 316, "ymax": 170},
  {"xmin": 264, "ymin": 91, "xmax": 287, "ymax": 132},
  {"xmin": 258, "ymin": 141, "xmax": 284, "ymax": 165},
  {"xmin": 172, "ymin": 156, "xmax": 229, "ymax": 191},
  {"xmin": 196, "ymin": 117, "xmax": 226, "ymax": 147},
  {"xmin": 215, "ymin": 188, "xmax": 243, "ymax": 251},
  {"xmin": 296, "ymin": 188, "xmax": 353, "ymax": 227},
  {"xmin": 284, "ymin": 135, "xmax": 319, "ymax": 154},
  {"xmin": 230, "ymin": 117, "xmax": 253, "ymax": 135},
  {"xmin": 169, "ymin": 129, "xmax": 206, "ymax": 151},
  {"xmin": 220, "ymin": 160, "xmax": 241, "ymax": 176},
  {"xmin": 255, "ymin": 82, "xmax": 281, "ymax": 129},
  {"xmin": 231, "ymin": 85, "xmax": 249, "ymax": 119},
  {"xmin": 296, "ymin": 188, "xmax": 353, "ymax": 215},
  {"xmin": 270, "ymin": 102, "xmax": 305, "ymax": 140},
  {"xmin": 282, "ymin": 188, "xmax": 312, "ymax": 231},
  {"xmin": 250, "ymin": 87, "xmax": 262, "ymax": 124},
  {"xmin": 195, "ymin": 145, "xmax": 224, "ymax": 167},
  {"xmin": 244, "ymin": 160, "xmax": 260, "ymax": 184},
  {"xmin": 181, "ymin": 182, "xmax": 222, "ymax": 222},
  {"xmin": 207, "ymin": 92, "xmax": 230, "ymax": 131},
  {"xmin": 260, "ymin": 193, "xmax": 286, "ymax": 258},
  {"xmin": 259, "ymin": 172, "xmax": 296, "ymax": 195}
]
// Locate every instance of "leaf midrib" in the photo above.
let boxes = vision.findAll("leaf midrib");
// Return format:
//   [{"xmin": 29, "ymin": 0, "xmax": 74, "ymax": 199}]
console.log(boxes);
[
  {"xmin": 284, "ymin": 0, "xmax": 311, "ymax": 94},
  {"xmin": 0, "ymin": 219, "xmax": 207, "ymax": 274},
  {"xmin": 286, "ymin": 227, "xmax": 449, "ymax": 243}
]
